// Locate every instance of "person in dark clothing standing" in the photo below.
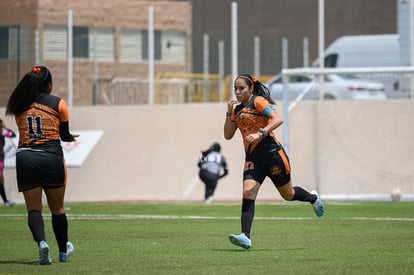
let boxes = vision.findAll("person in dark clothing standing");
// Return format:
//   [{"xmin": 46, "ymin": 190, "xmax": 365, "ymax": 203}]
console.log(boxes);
[
  {"xmin": 198, "ymin": 142, "xmax": 228, "ymax": 203},
  {"xmin": 0, "ymin": 118, "xmax": 16, "ymax": 207}
]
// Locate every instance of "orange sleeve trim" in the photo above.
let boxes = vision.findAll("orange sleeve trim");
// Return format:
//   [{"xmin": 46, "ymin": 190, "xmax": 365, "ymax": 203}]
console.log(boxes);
[{"xmin": 254, "ymin": 96, "xmax": 271, "ymax": 113}]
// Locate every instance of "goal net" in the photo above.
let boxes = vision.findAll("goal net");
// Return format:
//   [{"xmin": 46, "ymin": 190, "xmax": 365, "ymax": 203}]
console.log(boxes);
[{"xmin": 273, "ymin": 66, "xmax": 414, "ymax": 201}]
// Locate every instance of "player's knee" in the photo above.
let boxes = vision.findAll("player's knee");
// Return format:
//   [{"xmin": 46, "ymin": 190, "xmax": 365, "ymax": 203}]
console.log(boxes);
[{"xmin": 242, "ymin": 188, "xmax": 257, "ymax": 199}]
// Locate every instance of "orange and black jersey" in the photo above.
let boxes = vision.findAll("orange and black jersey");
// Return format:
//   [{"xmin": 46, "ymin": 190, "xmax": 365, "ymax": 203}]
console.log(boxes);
[
  {"xmin": 231, "ymin": 95, "xmax": 281, "ymax": 161},
  {"xmin": 15, "ymin": 93, "xmax": 69, "ymax": 153}
]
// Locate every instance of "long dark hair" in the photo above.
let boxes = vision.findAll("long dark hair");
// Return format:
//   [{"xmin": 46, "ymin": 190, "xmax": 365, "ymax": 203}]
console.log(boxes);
[
  {"xmin": 236, "ymin": 74, "xmax": 275, "ymax": 104},
  {"xmin": 6, "ymin": 66, "xmax": 52, "ymax": 116}
]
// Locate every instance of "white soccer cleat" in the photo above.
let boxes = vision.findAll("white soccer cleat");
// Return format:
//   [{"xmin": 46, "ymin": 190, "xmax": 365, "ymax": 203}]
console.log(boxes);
[
  {"xmin": 229, "ymin": 233, "xmax": 251, "ymax": 250},
  {"xmin": 310, "ymin": 190, "xmax": 324, "ymax": 217},
  {"xmin": 59, "ymin": 242, "xmax": 74, "ymax": 262},
  {"xmin": 38, "ymin": 240, "xmax": 51, "ymax": 265}
]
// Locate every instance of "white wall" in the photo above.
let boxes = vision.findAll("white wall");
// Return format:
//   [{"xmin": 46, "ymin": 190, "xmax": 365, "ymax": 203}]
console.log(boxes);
[{"xmin": 2, "ymin": 100, "xmax": 413, "ymax": 203}]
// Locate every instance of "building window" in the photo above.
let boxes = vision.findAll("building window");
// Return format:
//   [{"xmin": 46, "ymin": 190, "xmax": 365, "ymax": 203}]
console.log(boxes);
[
  {"xmin": 43, "ymin": 25, "xmax": 67, "ymax": 60},
  {"xmin": 73, "ymin": 26, "xmax": 89, "ymax": 58},
  {"xmin": 89, "ymin": 28, "xmax": 114, "ymax": 61},
  {"xmin": 0, "ymin": 26, "xmax": 8, "ymax": 59},
  {"xmin": 162, "ymin": 31, "xmax": 186, "ymax": 64},
  {"xmin": 120, "ymin": 29, "xmax": 143, "ymax": 63},
  {"xmin": 121, "ymin": 29, "xmax": 185, "ymax": 64},
  {"xmin": 44, "ymin": 25, "xmax": 113, "ymax": 61},
  {"xmin": 142, "ymin": 30, "xmax": 162, "ymax": 61},
  {"xmin": 0, "ymin": 25, "xmax": 29, "ymax": 60}
]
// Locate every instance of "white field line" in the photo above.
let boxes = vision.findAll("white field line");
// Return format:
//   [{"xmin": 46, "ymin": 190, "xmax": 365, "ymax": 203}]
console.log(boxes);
[{"xmin": 0, "ymin": 214, "xmax": 413, "ymax": 222}]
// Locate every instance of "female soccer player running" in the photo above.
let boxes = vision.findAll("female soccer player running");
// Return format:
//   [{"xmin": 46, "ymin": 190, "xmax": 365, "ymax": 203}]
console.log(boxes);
[{"xmin": 224, "ymin": 74, "xmax": 324, "ymax": 250}]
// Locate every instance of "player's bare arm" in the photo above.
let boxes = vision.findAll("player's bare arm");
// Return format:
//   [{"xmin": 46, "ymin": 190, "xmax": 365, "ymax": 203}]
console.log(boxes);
[
  {"xmin": 224, "ymin": 99, "xmax": 238, "ymax": 140},
  {"xmin": 264, "ymin": 109, "xmax": 283, "ymax": 133}
]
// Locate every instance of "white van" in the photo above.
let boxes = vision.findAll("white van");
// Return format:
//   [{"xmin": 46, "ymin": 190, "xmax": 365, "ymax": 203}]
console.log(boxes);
[
  {"xmin": 316, "ymin": 34, "xmax": 400, "ymax": 68},
  {"xmin": 312, "ymin": 34, "xmax": 409, "ymax": 98}
]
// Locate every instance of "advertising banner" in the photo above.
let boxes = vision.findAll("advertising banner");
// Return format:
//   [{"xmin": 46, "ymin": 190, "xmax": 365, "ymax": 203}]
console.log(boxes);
[{"xmin": 4, "ymin": 130, "xmax": 103, "ymax": 168}]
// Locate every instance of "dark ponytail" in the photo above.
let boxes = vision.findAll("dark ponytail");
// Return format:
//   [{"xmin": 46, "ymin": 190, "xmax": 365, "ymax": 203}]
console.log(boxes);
[{"xmin": 6, "ymin": 66, "xmax": 52, "ymax": 116}]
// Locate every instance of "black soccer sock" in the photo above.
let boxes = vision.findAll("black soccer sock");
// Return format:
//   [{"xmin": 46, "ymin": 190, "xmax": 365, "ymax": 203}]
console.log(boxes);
[
  {"xmin": 28, "ymin": 210, "xmax": 46, "ymax": 244},
  {"xmin": 241, "ymin": 199, "xmax": 255, "ymax": 239},
  {"xmin": 292, "ymin": 186, "xmax": 317, "ymax": 203},
  {"xmin": 0, "ymin": 183, "xmax": 8, "ymax": 203},
  {"xmin": 52, "ymin": 213, "xmax": 69, "ymax": 253}
]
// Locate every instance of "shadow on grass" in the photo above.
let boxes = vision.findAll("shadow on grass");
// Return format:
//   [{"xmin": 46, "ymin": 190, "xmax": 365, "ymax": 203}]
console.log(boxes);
[
  {"xmin": 212, "ymin": 245, "xmax": 307, "ymax": 253},
  {"xmin": 0, "ymin": 260, "xmax": 38, "ymax": 265},
  {"xmin": 214, "ymin": 247, "xmax": 305, "ymax": 252}
]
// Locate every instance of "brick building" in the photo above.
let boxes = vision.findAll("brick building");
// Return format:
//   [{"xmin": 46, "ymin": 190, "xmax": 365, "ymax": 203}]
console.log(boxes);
[
  {"xmin": 0, "ymin": 0, "xmax": 398, "ymax": 105},
  {"xmin": 0, "ymin": 0, "xmax": 192, "ymax": 105}
]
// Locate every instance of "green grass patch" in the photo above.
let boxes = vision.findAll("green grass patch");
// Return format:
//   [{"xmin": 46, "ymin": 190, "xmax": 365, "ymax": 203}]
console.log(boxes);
[{"xmin": 0, "ymin": 202, "xmax": 413, "ymax": 274}]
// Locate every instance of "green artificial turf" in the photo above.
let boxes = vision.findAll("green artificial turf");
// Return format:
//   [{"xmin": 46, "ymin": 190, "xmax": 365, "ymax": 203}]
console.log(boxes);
[{"xmin": 0, "ymin": 201, "xmax": 413, "ymax": 274}]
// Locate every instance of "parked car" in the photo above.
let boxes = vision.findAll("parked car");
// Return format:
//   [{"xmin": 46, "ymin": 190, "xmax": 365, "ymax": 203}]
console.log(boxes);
[
  {"xmin": 311, "ymin": 34, "xmax": 405, "ymax": 99},
  {"xmin": 265, "ymin": 73, "xmax": 387, "ymax": 101}
]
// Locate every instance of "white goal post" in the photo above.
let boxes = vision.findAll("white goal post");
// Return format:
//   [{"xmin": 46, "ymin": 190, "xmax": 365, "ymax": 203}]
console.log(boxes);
[
  {"xmin": 280, "ymin": 66, "xmax": 414, "ymax": 151},
  {"xmin": 278, "ymin": 66, "xmax": 414, "ymax": 201}
]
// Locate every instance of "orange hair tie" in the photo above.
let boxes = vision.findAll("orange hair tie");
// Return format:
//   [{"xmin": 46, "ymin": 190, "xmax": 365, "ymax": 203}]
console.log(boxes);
[
  {"xmin": 237, "ymin": 75, "xmax": 257, "ymax": 84},
  {"xmin": 31, "ymin": 67, "xmax": 41, "ymax": 74}
]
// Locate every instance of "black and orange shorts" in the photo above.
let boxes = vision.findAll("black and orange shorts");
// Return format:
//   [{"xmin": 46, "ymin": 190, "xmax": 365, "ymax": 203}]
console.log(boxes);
[
  {"xmin": 16, "ymin": 149, "xmax": 66, "ymax": 192},
  {"xmin": 243, "ymin": 146, "xmax": 291, "ymax": 187}
]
